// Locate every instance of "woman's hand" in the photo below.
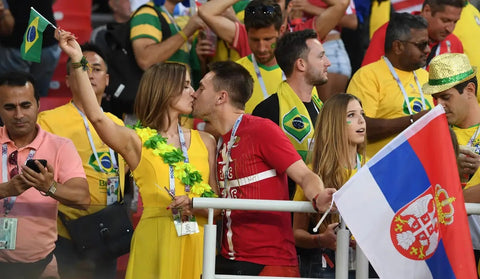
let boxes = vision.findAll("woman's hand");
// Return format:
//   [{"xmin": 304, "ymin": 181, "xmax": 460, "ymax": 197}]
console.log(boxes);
[
  {"xmin": 169, "ymin": 195, "xmax": 193, "ymax": 217},
  {"xmin": 315, "ymin": 222, "xmax": 338, "ymax": 250},
  {"xmin": 54, "ymin": 29, "xmax": 83, "ymax": 62}
]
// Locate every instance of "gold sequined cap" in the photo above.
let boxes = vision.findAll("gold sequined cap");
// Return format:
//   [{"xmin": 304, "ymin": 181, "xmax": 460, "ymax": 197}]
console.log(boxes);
[{"xmin": 422, "ymin": 53, "xmax": 477, "ymax": 95}]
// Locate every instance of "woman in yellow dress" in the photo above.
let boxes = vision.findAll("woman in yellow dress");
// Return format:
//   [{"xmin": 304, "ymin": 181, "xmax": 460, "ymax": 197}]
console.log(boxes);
[
  {"xmin": 293, "ymin": 93, "xmax": 366, "ymax": 278},
  {"xmin": 56, "ymin": 30, "xmax": 218, "ymax": 279}
]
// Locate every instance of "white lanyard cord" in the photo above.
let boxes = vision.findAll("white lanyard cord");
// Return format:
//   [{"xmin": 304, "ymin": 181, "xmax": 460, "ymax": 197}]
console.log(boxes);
[
  {"xmin": 169, "ymin": 125, "xmax": 190, "ymax": 195},
  {"xmin": 73, "ymin": 102, "xmax": 118, "ymax": 173},
  {"xmin": 216, "ymin": 114, "xmax": 243, "ymax": 197},
  {"xmin": 251, "ymin": 54, "xmax": 286, "ymax": 99},
  {"xmin": 383, "ymin": 56, "xmax": 426, "ymax": 115},
  {"xmin": 161, "ymin": 6, "xmax": 180, "ymax": 33}
]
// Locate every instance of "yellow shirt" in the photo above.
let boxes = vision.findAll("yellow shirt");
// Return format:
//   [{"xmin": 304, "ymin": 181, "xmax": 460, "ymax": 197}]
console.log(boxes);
[
  {"xmin": 452, "ymin": 124, "xmax": 480, "ymax": 188},
  {"xmin": 38, "ymin": 102, "xmax": 126, "ymax": 238},
  {"xmin": 453, "ymin": 2, "xmax": 480, "ymax": 104},
  {"xmin": 236, "ymin": 54, "xmax": 284, "ymax": 113},
  {"xmin": 347, "ymin": 59, "xmax": 432, "ymax": 157}
]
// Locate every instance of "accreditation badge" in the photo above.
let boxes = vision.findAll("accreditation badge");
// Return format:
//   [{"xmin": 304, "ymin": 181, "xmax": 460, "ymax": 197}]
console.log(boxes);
[
  {"xmin": 0, "ymin": 217, "xmax": 17, "ymax": 249},
  {"xmin": 106, "ymin": 175, "xmax": 119, "ymax": 205},
  {"xmin": 172, "ymin": 209, "xmax": 199, "ymax": 237}
]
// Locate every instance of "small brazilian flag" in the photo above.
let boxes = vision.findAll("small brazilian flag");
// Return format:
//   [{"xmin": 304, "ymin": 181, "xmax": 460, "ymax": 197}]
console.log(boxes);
[{"xmin": 20, "ymin": 9, "xmax": 50, "ymax": 63}]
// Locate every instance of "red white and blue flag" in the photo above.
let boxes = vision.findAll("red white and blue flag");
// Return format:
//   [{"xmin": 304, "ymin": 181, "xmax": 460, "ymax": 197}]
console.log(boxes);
[{"xmin": 334, "ymin": 105, "xmax": 477, "ymax": 278}]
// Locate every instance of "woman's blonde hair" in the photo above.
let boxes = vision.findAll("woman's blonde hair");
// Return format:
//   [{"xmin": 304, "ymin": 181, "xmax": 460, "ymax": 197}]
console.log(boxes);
[
  {"xmin": 308, "ymin": 94, "xmax": 366, "ymax": 227},
  {"xmin": 309, "ymin": 93, "xmax": 366, "ymax": 190},
  {"xmin": 134, "ymin": 62, "xmax": 187, "ymax": 131}
]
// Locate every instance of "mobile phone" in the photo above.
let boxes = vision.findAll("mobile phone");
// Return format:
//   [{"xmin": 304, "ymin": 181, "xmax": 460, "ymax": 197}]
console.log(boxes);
[{"xmin": 25, "ymin": 159, "xmax": 47, "ymax": 173}]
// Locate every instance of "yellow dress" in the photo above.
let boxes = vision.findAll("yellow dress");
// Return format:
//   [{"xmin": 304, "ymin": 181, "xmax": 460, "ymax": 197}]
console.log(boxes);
[{"xmin": 126, "ymin": 129, "xmax": 210, "ymax": 279}]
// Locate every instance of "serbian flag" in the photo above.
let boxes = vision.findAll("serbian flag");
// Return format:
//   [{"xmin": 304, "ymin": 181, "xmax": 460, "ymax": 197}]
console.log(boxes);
[
  {"xmin": 334, "ymin": 105, "xmax": 477, "ymax": 278},
  {"xmin": 21, "ymin": 8, "xmax": 50, "ymax": 63}
]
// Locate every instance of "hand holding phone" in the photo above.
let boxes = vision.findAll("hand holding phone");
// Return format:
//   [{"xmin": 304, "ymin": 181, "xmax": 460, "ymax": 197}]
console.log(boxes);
[{"xmin": 25, "ymin": 159, "xmax": 47, "ymax": 173}]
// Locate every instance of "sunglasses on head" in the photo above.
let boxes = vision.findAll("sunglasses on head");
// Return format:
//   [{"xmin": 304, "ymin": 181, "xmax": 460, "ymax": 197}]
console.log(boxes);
[{"xmin": 245, "ymin": 4, "xmax": 280, "ymax": 18}]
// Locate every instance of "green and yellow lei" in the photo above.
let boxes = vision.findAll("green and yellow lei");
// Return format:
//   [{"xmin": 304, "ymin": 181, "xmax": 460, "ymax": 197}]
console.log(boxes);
[{"xmin": 133, "ymin": 124, "xmax": 217, "ymax": 198}]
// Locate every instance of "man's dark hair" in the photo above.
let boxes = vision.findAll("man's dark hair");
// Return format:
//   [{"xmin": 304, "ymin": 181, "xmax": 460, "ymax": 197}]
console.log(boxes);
[
  {"xmin": 66, "ymin": 42, "xmax": 108, "ymax": 74},
  {"xmin": 244, "ymin": 0, "xmax": 283, "ymax": 31},
  {"xmin": 275, "ymin": 29, "xmax": 318, "ymax": 77},
  {"xmin": 454, "ymin": 76, "xmax": 478, "ymax": 96},
  {"xmin": 209, "ymin": 61, "xmax": 253, "ymax": 109},
  {"xmin": 422, "ymin": 0, "xmax": 465, "ymax": 16},
  {"xmin": 385, "ymin": 12, "xmax": 428, "ymax": 53},
  {"xmin": 0, "ymin": 71, "xmax": 39, "ymax": 102}
]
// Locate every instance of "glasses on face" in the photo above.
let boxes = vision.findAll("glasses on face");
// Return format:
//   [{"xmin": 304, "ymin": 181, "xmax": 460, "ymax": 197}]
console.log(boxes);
[
  {"xmin": 401, "ymin": 40, "xmax": 429, "ymax": 51},
  {"xmin": 245, "ymin": 4, "xmax": 280, "ymax": 18},
  {"xmin": 8, "ymin": 151, "xmax": 18, "ymax": 178}
]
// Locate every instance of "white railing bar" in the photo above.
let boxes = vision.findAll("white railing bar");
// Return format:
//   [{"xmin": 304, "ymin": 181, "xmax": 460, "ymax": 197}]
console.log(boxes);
[
  {"xmin": 193, "ymin": 198, "xmax": 480, "ymax": 279},
  {"xmin": 193, "ymin": 198, "xmax": 317, "ymax": 213}
]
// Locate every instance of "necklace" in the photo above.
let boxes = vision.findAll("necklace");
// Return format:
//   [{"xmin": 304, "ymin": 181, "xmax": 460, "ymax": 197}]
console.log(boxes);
[{"xmin": 133, "ymin": 123, "xmax": 216, "ymax": 197}]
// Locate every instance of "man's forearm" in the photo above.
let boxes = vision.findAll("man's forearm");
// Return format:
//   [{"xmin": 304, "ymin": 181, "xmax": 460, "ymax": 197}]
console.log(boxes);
[{"xmin": 198, "ymin": 0, "xmax": 238, "ymax": 44}]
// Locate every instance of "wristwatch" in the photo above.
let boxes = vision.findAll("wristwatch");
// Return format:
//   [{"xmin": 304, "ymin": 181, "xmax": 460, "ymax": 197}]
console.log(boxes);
[{"xmin": 46, "ymin": 181, "xmax": 57, "ymax": 196}]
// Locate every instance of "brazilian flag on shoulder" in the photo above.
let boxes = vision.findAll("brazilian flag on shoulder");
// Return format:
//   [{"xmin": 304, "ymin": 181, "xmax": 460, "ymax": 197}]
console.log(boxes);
[{"xmin": 21, "ymin": 9, "xmax": 50, "ymax": 63}]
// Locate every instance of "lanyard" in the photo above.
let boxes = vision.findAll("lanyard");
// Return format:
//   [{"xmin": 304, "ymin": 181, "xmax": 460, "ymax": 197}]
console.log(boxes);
[
  {"xmin": 2, "ymin": 144, "xmax": 35, "ymax": 215},
  {"xmin": 216, "ymin": 115, "xmax": 243, "ymax": 197},
  {"xmin": 251, "ymin": 55, "xmax": 286, "ymax": 99},
  {"xmin": 383, "ymin": 56, "xmax": 426, "ymax": 115},
  {"xmin": 73, "ymin": 103, "xmax": 118, "ymax": 173},
  {"xmin": 161, "ymin": 6, "xmax": 180, "ymax": 32},
  {"xmin": 169, "ymin": 125, "xmax": 190, "ymax": 195}
]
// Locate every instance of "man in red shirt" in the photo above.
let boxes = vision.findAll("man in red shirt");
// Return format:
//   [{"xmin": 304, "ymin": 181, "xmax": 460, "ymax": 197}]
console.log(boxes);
[{"xmin": 192, "ymin": 61, "xmax": 335, "ymax": 277}]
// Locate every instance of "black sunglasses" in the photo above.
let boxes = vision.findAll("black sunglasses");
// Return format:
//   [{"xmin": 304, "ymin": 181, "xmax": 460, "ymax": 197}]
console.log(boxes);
[
  {"xmin": 245, "ymin": 4, "xmax": 280, "ymax": 18},
  {"xmin": 401, "ymin": 40, "xmax": 429, "ymax": 51}
]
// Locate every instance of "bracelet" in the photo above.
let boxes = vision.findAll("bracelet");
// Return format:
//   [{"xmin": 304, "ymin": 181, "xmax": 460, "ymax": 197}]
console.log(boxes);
[
  {"xmin": 71, "ymin": 56, "xmax": 90, "ymax": 71},
  {"xmin": 409, "ymin": 114, "xmax": 414, "ymax": 124},
  {"xmin": 178, "ymin": 30, "xmax": 188, "ymax": 42},
  {"xmin": 312, "ymin": 193, "xmax": 320, "ymax": 212}
]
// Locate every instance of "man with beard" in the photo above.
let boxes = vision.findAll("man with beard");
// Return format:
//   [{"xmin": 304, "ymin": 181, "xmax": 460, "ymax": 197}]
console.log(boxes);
[
  {"xmin": 253, "ymin": 29, "xmax": 330, "ymax": 154},
  {"xmin": 253, "ymin": 30, "xmax": 330, "ymax": 198},
  {"xmin": 347, "ymin": 13, "xmax": 434, "ymax": 158}
]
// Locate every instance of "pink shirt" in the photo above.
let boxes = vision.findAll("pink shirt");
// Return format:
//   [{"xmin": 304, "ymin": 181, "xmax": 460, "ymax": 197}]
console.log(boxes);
[{"xmin": 0, "ymin": 125, "xmax": 85, "ymax": 263}]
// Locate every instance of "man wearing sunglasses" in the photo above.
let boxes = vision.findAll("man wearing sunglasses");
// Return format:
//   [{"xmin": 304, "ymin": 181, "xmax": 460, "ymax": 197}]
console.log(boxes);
[
  {"xmin": 347, "ymin": 13, "xmax": 434, "ymax": 158},
  {"xmin": 0, "ymin": 72, "xmax": 90, "ymax": 277},
  {"xmin": 362, "ymin": 0, "xmax": 464, "ymax": 68}
]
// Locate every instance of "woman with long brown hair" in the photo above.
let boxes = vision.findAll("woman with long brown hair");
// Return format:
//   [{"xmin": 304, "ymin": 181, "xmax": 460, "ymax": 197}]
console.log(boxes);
[
  {"xmin": 56, "ymin": 29, "xmax": 217, "ymax": 279},
  {"xmin": 293, "ymin": 93, "xmax": 366, "ymax": 277}
]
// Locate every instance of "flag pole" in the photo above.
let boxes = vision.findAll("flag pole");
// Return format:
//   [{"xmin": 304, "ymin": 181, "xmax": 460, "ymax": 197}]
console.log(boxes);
[{"xmin": 30, "ymin": 7, "xmax": 57, "ymax": 29}]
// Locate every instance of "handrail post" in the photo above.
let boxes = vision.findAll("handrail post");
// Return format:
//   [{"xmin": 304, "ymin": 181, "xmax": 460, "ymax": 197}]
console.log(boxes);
[
  {"xmin": 335, "ymin": 220, "xmax": 349, "ymax": 279},
  {"xmin": 203, "ymin": 208, "xmax": 216, "ymax": 279}
]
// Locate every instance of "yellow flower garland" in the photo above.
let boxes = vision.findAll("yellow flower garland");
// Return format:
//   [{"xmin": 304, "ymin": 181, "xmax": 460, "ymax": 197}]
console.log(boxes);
[{"xmin": 134, "ymin": 126, "xmax": 217, "ymax": 198}]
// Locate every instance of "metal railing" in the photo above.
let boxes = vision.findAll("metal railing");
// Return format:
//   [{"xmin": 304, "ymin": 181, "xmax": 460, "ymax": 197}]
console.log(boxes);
[{"xmin": 193, "ymin": 197, "xmax": 480, "ymax": 279}]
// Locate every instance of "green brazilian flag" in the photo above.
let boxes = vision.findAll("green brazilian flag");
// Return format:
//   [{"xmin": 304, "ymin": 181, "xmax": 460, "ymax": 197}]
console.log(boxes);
[{"xmin": 20, "ymin": 9, "xmax": 50, "ymax": 63}]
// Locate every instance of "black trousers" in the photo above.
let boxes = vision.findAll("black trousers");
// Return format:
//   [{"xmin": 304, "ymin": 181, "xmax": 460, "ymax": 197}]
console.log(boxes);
[
  {"xmin": 0, "ymin": 251, "xmax": 53, "ymax": 279},
  {"xmin": 54, "ymin": 236, "xmax": 117, "ymax": 279}
]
